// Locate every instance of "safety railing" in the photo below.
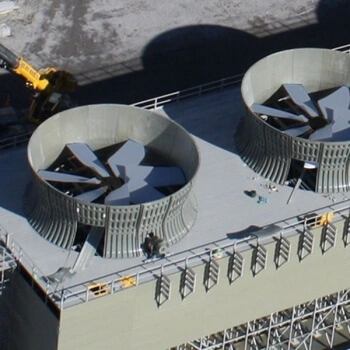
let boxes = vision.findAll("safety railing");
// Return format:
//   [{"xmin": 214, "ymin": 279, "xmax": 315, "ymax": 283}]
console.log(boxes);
[
  {"xmin": 132, "ymin": 74, "xmax": 243, "ymax": 110},
  {"xmin": 131, "ymin": 44, "xmax": 350, "ymax": 111},
  {"xmin": 0, "ymin": 131, "xmax": 32, "ymax": 150},
  {"xmin": 0, "ymin": 198, "xmax": 349, "ymax": 309},
  {"xmin": 0, "ymin": 245, "xmax": 16, "ymax": 272},
  {"xmin": 333, "ymin": 44, "xmax": 350, "ymax": 54},
  {"xmin": 15, "ymin": 198, "xmax": 348, "ymax": 309},
  {"xmin": 0, "ymin": 226, "xmax": 54, "ymax": 296}
]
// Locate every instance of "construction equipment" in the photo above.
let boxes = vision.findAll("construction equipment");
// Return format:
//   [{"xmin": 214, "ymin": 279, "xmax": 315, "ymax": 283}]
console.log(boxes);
[{"xmin": 0, "ymin": 42, "xmax": 77, "ymax": 124}]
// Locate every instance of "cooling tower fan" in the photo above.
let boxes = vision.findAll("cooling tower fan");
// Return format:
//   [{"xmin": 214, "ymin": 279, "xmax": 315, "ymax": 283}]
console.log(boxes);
[
  {"xmin": 25, "ymin": 104, "xmax": 199, "ymax": 258},
  {"xmin": 38, "ymin": 139, "xmax": 186, "ymax": 205},
  {"xmin": 237, "ymin": 48, "xmax": 350, "ymax": 193},
  {"xmin": 251, "ymin": 84, "xmax": 350, "ymax": 142}
]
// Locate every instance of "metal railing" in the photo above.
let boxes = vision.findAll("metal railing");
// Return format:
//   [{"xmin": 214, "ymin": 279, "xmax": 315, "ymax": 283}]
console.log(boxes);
[
  {"xmin": 333, "ymin": 44, "xmax": 350, "ymax": 54},
  {"xmin": 48, "ymin": 200, "xmax": 350, "ymax": 308},
  {"xmin": 2, "ymin": 198, "xmax": 349, "ymax": 309},
  {"xmin": 132, "ymin": 74, "xmax": 243, "ymax": 110},
  {"xmin": 0, "ymin": 131, "xmax": 32, "ymax": 150},
  {"xmin": 0, "ymin": 243, "xmax": 16, "ymax": 292},
  {"xmin": 0, "ymin": 226, "xmax": 52, "ymax": 296},
  {"xmin": 131, "ymin": 44, "xmax": 350, "ymax": 111},
  {"xmin": 0, "ymin": 246, "xmax": 16, "ymax": 272}
]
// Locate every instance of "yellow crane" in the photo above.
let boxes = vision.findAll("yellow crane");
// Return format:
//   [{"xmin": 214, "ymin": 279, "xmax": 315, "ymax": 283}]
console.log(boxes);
[{"xmin": 0, "ymin": 42, "xmax": 77, "ymax": 124}]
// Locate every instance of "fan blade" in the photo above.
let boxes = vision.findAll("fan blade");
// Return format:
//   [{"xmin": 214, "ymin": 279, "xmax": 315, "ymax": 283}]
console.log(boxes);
[
  {"xmin": 67, "ymin": 143, "xmax": 110, "ymax": 178},
  {"xmin": 38, "ymin": 170, "xmax": 101, "ymax": 184},
  {"xmin": 309, "ymin": 124, "xmax": 333, "ymax": 141},
  {"xmin": 104, "ymin": 184, "xmax": 130, "ymax": 205},
  {"xmin": 107, "ymin": 140, "xmax": 146, "ymax": 177},
  {"xmin": 145, "ymin": 166, "xmax": 186, "ymax": 186},
  {"xmin": 283, "ymin": 84, "xmax": 319, "ymax": 117},
  {"xmin": 251, "ymin": 103, "xmax": 308, "ymax": 123},
  {"xmin": 318, "ymin": 86, "xmax": 350, "ymax": 123},
  {"xmin": 332, "ymin": 110, "xmax": 350, "ymax": 135},
  {"xmin": 75, "ymin": 187, "xmax": 107, "ymax": 202},
  {"xmin": 123, "ymin": 165, "xmax": 186, "ymax": 186},
  {"xmin": 283, "ymin": 125, "xmax": 311, "ymax": 137},
  {"xmin": 127, "ymin": 178, "xmax": 165, "ymax": 204},
  {"xmin": 123, "ymin": 164, "xmax": 152, "ymax": 182}
]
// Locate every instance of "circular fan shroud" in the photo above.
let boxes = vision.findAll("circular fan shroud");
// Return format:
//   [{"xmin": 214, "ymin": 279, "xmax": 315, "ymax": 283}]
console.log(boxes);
[
  {"xmin": 237, "ymin": 48, "xmax": 350, "ymax": 193},
  {"xmin": 25, "ymin": 104, "xmax": 200, "ymax": 258}
]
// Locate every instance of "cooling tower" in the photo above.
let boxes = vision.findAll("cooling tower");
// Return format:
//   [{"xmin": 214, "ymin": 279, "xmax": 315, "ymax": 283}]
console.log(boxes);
[
  {"xmin": 25, "ymin": 104, "xmax": 199, "ymax": 258},
  {"xmin": 236, "ymin": 48, "xmax": 350, "ymax": 193}
]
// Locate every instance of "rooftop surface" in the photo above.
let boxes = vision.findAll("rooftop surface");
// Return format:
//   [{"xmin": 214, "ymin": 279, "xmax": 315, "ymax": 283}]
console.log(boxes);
[{"xmin": 1, "ymin": 80, "xmax": 350, "ymax": 299}]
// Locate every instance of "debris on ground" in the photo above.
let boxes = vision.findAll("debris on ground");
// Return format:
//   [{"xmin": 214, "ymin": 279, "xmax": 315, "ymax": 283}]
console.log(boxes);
[
  {"xmin": 0, "ymin": 23, "xmax": 10, "ymax": 37},
  {"xmin": 0, "ymin": 1, "xmax": 19, "ymax": 15},
  {"xmin": 258, "ymin": 196, "xmax": 268, "ymax": 204},
  {"xmin": 245, "ymin": 190, "xmax": 257, "ymax": 198}
]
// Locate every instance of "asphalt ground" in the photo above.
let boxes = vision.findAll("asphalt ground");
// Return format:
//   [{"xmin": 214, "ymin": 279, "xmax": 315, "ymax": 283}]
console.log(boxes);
[{"xmin": 0, "ymin": 1, "xmax": 349, "ymax": 110}]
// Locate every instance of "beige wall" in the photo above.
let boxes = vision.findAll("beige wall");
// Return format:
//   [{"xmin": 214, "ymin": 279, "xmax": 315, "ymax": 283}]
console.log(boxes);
[{"xmin": 58, "ymin": 221, "xmax": 350, "ymax": 349}]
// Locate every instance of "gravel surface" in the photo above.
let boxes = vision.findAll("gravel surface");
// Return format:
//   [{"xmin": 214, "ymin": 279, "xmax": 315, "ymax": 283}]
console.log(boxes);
[
  {"xmin": 0, "ymin": 0, "xmax": 349, "ymax": 104},
  {"xmin": 0, "ymin": 1, "xmax": 318, "ymax": 70}
]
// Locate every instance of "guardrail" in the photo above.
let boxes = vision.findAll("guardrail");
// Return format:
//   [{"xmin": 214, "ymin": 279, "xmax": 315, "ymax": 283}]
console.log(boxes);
[
  {"xmin": 333, "ymin": 44, "xmax": 350, "ymax": 54},
  {"xmin": 0, "ymin": 226, "xmax": 52, "ymax": 296},
  {"xmin": 2, "ymin": 198, "xmax": 347, "ymax": 309},
  {"xmin": 0, "ymin": 246, "xmax": 16, "ymax": 272},
  {"xmin": 50, "ymin": 199, "xmax": 350, "ymax": 309},
  {"xmin": 0, "ymin": 131, "xmax": 32, "ymax": 150},
  {"xmin": 132, "ymin": 74, "xmax": 243, "ymax": 110},
  {"xmin": 132, "ymin": 44, "xmax": 350, "ymax": 111}
]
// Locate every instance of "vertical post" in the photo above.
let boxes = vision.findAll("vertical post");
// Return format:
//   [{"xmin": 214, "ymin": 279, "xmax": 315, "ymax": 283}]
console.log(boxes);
[
  {"xmin": 60, "ymin": 289, "xmax": 65, "ymax": 310},
  {"xmin": 1, "ymin": 248, "xmax": 4, "ymax": 286},
  {"xmin": 85, "ymin": 286, "xmax": 89, "ymax": 302}
]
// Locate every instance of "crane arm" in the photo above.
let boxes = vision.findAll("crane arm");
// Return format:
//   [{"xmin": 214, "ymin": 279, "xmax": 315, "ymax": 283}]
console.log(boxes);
[
  {"xmin": 0, "ymin": 42, "xmax": 51, "ymax": 90},
  {"xmin": 13, "ymin": 58, "xmax": 52, "ymax": 91},
  {"xmin": 0, "ymin": 42, "xmax": 77, "ymax": 124}
]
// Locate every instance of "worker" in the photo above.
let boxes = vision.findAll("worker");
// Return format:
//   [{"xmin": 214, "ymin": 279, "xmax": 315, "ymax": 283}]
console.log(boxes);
[{"xmin": 144, "ymin": 232, "xmax": 156, "ymax": 259}]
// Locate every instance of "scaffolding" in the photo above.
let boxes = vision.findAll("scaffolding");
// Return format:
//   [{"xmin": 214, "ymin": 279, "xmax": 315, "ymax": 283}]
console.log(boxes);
[
  {"xmin": 171, "ymin": 289, "xmax": 350, "ymax": 349},
  {"xmin": 0, "ymin": 244, "xmax": 16, "ymax": 292}
]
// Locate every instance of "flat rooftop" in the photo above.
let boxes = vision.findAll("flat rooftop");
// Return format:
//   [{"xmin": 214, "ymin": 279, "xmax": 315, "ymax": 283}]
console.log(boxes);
[{"xmin": 0, "ymin": 82, "xmax": 349, "ymax": 301}]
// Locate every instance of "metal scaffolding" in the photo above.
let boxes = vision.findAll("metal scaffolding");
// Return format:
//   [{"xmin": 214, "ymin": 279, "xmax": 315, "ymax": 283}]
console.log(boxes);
[
  {"xmin": 171, "ymin": 288, "xmax": 350, "ymax": 350},
  {"xmin": 0, "ymin": 245, "xmax": 16, "ymax": 292}
]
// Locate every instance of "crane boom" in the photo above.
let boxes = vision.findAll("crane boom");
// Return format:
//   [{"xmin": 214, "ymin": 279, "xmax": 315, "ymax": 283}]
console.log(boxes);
[{"xmin": 0, "ymin": 42, "xmax": 77, "ymax": 124}]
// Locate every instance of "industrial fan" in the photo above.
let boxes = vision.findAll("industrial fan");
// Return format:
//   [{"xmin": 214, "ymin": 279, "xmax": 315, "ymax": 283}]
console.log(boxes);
[
  {"xmin": 37, "ymin": 139, "xmax": 186, "ymax": 205},
  {"xmin": 251, "ymin": 84, "xmax": 350, "ymax": 141}
]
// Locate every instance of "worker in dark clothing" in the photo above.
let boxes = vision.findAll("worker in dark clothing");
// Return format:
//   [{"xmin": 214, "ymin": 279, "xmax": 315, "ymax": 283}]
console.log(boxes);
[
  {"xmin": 144, "ymin": 232, "xmax": 156, "ymax": 259},
  {"xmin": 143, "ymin": 232, "xmax": 167, "ymax": 259}
]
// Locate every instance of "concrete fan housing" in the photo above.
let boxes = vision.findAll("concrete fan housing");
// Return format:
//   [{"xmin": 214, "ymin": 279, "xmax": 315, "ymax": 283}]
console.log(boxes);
[
  {"xmin": 236, "ymin": 48, "xmax": 350, "ymax": 193},
  {"xmin": 26, "ymin": 104, "xmax": 199, "ymax": 258}
]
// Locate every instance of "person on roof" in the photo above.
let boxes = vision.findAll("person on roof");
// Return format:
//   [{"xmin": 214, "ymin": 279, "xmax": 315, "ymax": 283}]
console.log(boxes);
[{"xmin": 144, "ymin": 232, "xmax": 156, "ymax": 259}]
